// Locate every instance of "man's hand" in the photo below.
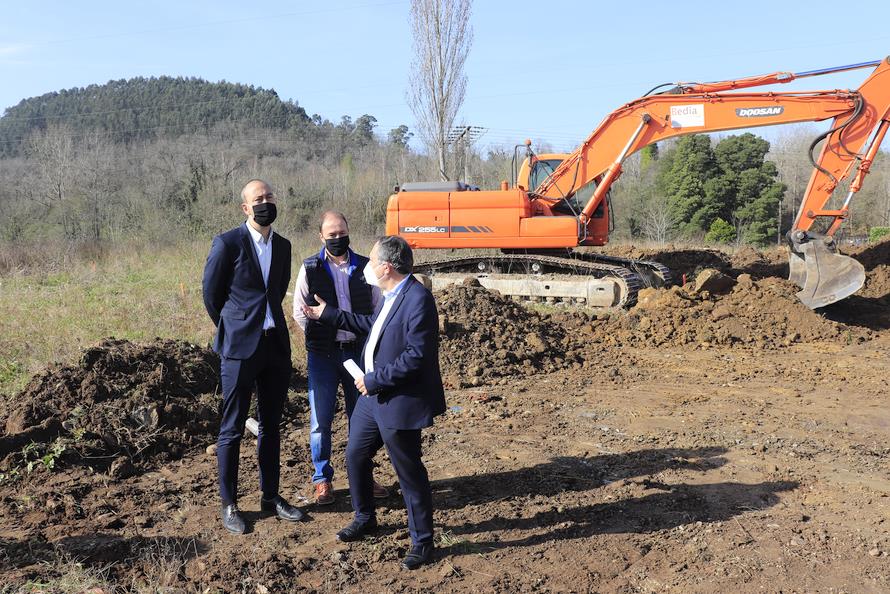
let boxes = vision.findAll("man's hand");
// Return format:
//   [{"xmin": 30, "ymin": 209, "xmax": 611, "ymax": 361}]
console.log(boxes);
[
  {"xmin": 355, "ymin": 375, "xmax": 369, "ymax": 396},
  {"xmin": 301, "ymin": 294, "xmax": 327, "ymax": 320}
]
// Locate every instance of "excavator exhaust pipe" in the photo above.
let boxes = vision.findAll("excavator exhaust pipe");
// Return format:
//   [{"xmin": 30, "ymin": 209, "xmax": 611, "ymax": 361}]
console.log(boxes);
[{"xmin": 787, "ymin": 231, "xmax": 865, "ymax": 309}]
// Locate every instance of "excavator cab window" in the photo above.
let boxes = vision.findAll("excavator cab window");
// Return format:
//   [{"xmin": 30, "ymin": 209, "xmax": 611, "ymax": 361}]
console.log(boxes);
[
  {"xmin": 551, "ymin": 178, "xmax": 605, "ymax": 218},
  {"xmin": 529, "ymin": 159, "xmax": 564, "ymax": 192}
]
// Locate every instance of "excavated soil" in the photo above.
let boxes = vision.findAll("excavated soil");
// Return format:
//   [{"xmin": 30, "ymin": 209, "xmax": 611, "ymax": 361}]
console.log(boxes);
[
  {"xmin": 590, "ymin": 244, "xmax": 789, "ymax": 281},
  {"xmin": 0, "ymin": 338, "xmax": 307, "ymax": 479},
  {"xmin": 1, "ymin": 242, "xmax": 889, "ymax": 592},
  {"xmin": 436, "ymin": 281, "xmax": 584, "ymax": 388},
  {"xmin": 850, "ymin": 239, "xmax": 890, "ymax": 300},
  {"xmin": 0, "ymin": 339, "xmax": 221, "ymax": 475},
  {"xmin": 586, "ymin": 276, "xmax": 870, "ymax": 349}
]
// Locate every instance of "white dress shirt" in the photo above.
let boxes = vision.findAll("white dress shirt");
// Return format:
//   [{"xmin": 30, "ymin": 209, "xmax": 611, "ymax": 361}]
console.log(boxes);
[
  {"xmin": 364, "ymin": 275, "xmax": 411, "ymax": 373},
  {"xmin": 245, "ymin": 223, "xmax": 275, "ymax": 330},
  {"xmin": 292, "ymin": 251, "xmax": 382, "ymax": 341}
]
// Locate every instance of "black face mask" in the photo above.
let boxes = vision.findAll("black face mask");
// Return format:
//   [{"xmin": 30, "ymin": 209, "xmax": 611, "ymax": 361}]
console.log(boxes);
[
  {"xmin": 325, "ymin": 235, "xmax": 350, "ymax": 257},
  {"xmin": 252, "ymin": 202, "xmax": 277, "ymax": 227}
]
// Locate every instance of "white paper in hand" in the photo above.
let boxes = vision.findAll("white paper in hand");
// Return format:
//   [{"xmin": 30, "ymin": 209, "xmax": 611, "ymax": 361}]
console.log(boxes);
[{"xmin": 343, "ymin": 359, "xmax": 364, "ymax": 381}]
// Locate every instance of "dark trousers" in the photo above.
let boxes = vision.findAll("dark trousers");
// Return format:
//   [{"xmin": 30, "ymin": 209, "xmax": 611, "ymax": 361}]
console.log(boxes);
[
  {"xmin": 217, "ymin": 334, "xmax": 291, "ymax": 506},
  {"xmin": 346, "ymin": 396, "xmax": 434, "ymax": 545}
]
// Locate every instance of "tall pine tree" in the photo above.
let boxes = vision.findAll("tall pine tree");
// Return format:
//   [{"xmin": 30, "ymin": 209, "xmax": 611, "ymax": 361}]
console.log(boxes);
[
  {"xmin": 657, "ymin": 135, "xmax": 719, "ymax": 237},
  {"xmin": 654, "ymin": 132, "xmax": 785, "ymax": 245}
]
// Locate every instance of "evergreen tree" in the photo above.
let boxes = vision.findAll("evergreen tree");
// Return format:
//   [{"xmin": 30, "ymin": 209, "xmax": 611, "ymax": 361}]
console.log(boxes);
[
  {"xmin": 657, "ymin": 134, "xmax": 718, "ymax": 237},
  {"xmin": 388, "ymin": 125, "xmax": 413, "ymax": 148},
  {"xmin": 639, "ymin": 143, "xmax": 658, "ymax": 173},
  {"xmin": 704, "ymin": 218, "xmax": 736, "ymax": 243},
  {"xmin": 654, "ymin": 133, "xmax": 785, "ymax": 246},
  {"xmin": 0, "ymin": 77, "xmax": 314, "ymax": 156},
  {"xmin": 714, "ymin": 134, "xmax": 785, "ymax": 246}
]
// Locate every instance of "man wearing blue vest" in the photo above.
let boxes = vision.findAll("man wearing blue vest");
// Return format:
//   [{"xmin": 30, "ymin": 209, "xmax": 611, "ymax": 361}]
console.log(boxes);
[
  {"xmin": 202, "ymin": 179, "xmax": 305, "ymax": 534},
  {"xmin": 292, "ymin": 211, "xmax": 386, "ymax": 505}
]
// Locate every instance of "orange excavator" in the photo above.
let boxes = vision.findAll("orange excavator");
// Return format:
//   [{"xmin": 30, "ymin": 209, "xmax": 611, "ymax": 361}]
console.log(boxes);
[{"xmin": 386, "ymin": 57, "xmax": 890, "ymax": 308}]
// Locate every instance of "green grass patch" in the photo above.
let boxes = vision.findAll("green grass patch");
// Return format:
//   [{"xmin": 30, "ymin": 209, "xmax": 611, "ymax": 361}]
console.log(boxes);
[{"xmin": 0, "ymin": 235, "xmax": 352, "ymax": 396}]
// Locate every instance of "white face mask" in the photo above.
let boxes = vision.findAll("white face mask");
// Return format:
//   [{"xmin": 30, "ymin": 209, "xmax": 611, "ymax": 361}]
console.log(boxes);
[{"xmin": 363, "ymin": 262, "xmax": 381, "ymax": 287}]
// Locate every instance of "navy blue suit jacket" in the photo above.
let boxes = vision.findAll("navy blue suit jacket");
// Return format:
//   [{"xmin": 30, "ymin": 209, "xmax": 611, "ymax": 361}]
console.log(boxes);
[
  {"xmin": 202, "ymin": 223, "xmax": 292, "ymax": 359},
  {"xmin": 320, "ymin": 276, "xmax": 446, "ymax": 430}
]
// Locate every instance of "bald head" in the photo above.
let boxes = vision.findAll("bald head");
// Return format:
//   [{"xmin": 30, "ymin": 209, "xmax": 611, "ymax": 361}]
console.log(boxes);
[
  {"xmin": 240, "ymin": 179, "xmax": 276, "ymax": 232},
  {"xmin": 241, "ymin": 179, "xmax": 273, "ymax": 205}
]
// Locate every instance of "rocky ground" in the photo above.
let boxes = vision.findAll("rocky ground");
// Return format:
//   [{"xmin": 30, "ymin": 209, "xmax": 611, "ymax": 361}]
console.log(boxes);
[{"xmin": 1, "ymin": 241, "xmax": 888, "ymax": 593}]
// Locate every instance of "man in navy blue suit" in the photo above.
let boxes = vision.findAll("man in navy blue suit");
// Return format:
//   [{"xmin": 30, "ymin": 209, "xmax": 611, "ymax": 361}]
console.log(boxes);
[
  {"xmin": 302, "ymin": 235, "xmax": 445, "ymax": 569},
  {"xmin": 202, "ymin": 179, "xmax": 305, "ymax": 534}
]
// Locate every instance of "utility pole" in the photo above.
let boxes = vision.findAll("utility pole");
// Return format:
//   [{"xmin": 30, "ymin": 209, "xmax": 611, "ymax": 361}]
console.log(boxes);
[{"xmin": 445, "ymin": 125, "xmax": 485, "ymax": 182}]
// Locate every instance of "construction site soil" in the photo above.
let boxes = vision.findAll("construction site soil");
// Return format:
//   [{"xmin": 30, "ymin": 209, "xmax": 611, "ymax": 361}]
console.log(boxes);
[{"xmin": 1, "ymin": 241, "xmax": 888, "ymax": 592}]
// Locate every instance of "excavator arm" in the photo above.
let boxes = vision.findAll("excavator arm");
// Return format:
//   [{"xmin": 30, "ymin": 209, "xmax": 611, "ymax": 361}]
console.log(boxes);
[{"xmin": 534, "ymin": 57, "xmax": 890, "ymax": 307}]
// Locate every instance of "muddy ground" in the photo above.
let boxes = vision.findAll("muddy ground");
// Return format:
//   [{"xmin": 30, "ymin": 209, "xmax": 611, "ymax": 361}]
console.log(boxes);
[{"xmin": 1, "ymin": 242, "xmax": 889, "ymax": 593}]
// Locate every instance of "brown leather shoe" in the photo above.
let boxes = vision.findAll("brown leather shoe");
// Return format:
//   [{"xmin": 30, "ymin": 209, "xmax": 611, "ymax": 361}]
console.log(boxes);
[
  {"xmin": 314, "ymin": 481, "xmax": 334, "ymax": 506},
  {"xmin": 372, "ymin": 480, "xmax": 389, "ymax": 499}
]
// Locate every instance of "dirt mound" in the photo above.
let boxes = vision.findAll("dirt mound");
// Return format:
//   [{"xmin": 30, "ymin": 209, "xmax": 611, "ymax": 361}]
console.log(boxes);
[
  {"xmin": 850, "ymin": 239, "xmax": 890, "ymax": 299},
  {"xmin": 728, "ymin": 246, "xmax": 788, "ymax": 279},
  {"xmin": 597, "ymin": 245, "xmax": 733, "ymax": 279},
  {"xmin": 0, "ymin": 338, "xmax": 221, "ymax": 475},
  {"xmin": 432, "ymin": 269, "xmax": 872, "ymax": 388},
  {"xmin": 589, "ymin": 275, "xmax": 868, "ymax": 349},
  {"xmin": 849, "ymin": 237, "xmax": 890, "ymax": 271},
  {"xmin": 861, "ymin": 264, "xmax": 890, "ymax": 300},
  {"xmin": 435, "ymin": 282, "xmax": 582, "ymax": 387}
]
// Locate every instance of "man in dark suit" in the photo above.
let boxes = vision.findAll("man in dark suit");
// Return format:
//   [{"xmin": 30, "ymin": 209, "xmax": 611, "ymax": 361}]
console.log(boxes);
[
  {"xmin": 302, "ymin": 235, "xmax": 445, "ymax": 570},
  {"xmin": 202, "ymin": 178, "xmax": 305, "ymax": 534}
]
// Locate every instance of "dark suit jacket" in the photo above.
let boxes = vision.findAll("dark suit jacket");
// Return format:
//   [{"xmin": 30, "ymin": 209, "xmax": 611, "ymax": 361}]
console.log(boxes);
[
  {"xmin": 202, "ymin": 223, "xmax": 291, "ymax": 359},
  {"xmin": 320, "ymin": 275, "xmax": 446, "ymax": 430}
]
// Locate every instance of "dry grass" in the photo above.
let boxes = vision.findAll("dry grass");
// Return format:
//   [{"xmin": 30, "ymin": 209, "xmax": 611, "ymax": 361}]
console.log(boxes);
[
  {"xmin": 0, "ymin": 232, "xmax": 383, "ymax": 397},
  {"xmin": 8, "ymin": 560, "xmax": 116, "ymax": 594}
]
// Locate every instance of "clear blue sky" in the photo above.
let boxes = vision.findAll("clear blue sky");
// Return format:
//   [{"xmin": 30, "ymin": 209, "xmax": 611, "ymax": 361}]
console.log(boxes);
[{"xmin": 2, "ymin": 0, "xmax": 889, "ymax": 152}]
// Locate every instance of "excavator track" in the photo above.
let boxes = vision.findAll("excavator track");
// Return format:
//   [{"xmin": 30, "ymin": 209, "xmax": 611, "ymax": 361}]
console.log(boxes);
[
  {"xmin": 572, "ymin": 253, "xmax": 673, "ymax": 288},
  {"xmin": 415, "ymin": 253, "xmax": 645, "ymax": 308}
]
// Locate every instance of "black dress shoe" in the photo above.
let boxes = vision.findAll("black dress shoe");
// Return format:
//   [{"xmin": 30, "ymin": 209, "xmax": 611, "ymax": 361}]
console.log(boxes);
[
  {"xmin": 401, "ymin": 543, "xmax": 434, "ymax": 570},
  {"xmin": 221, "ymin": 504, "xmax": 246, "ymax": 534},
  {"xmin": 335, "ymin": 518, "xmax": 378, "ymax": 542},
  {"xmin": 260, "ymin": 495, "xmax": 306, "ymax": 522}
]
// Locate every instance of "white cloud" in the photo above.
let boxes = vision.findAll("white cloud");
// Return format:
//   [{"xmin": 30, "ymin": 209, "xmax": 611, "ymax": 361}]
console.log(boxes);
[{"xmin": 0, "ymin": 44, "xmax": 30, "ymax": 63}]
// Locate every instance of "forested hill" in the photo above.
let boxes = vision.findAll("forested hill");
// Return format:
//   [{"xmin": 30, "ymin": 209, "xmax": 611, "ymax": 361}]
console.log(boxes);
[{"xmin": 0, "ymin": 76, "xmax": 315, "ymax": 156}]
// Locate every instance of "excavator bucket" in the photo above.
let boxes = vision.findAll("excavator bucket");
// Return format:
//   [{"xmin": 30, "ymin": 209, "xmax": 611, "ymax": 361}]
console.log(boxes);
[{"xmin": 787, "ymin": 236, "xmax": 865, "ymax": 309}]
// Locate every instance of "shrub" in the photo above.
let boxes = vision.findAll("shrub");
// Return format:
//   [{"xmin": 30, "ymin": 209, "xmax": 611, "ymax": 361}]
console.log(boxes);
[
  {"xmin": 705, "ymin": 218, "xmax": 736, "ymax": 243},
  {"xmin": 868, "ymin": 227, "xmax": 890, "ymax": 243}
]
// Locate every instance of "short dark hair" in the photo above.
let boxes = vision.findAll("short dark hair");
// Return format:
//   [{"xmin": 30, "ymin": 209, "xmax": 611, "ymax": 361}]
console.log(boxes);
[
  {"xmin": 319, "ymin": 210, "xmax": 349, "ymax": 232},
  {"xmin": 376, "ymin": 235, "xmax": 413, "ymax": 275}
]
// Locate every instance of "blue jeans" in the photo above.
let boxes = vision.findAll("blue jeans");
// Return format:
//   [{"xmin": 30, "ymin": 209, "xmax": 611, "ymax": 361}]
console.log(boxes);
[{"xmin": 307, "ymin": 346, "xmax": 361, "ymax": 484}]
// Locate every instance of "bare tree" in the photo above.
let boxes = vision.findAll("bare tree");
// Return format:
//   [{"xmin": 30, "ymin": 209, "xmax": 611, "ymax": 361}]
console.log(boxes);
[
  {"xmin": 407, "ymin": 0, "xmax": 473, "ymax": 181},
  {"xmin": 770, "ymin": 129, "xmax": 815, "ymax": 243},
  {"xmin": 641, "ymin": 193, "xmax": 679, "ymax": 246},
  {"xmin": 75, "ymin": 130, "xmax": 120, "ymax": 241},
  {"xmin": 25, "ymin": 125, "xmax": 76, "ymax": 238}
]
